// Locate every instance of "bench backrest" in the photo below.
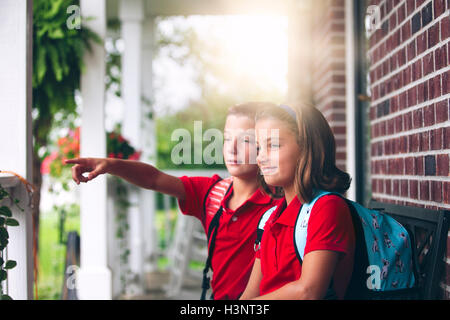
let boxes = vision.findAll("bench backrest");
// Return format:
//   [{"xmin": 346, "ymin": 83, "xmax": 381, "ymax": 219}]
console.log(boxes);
[{"xmin": 369, "ymin": 200, "xmax": 450, "ymax": 299}]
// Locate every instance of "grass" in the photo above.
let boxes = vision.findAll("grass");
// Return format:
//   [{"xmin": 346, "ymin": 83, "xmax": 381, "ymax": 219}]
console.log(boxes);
[{"xmin": 37, "ymin": 204, "xmax": 79, "ymax": 300}]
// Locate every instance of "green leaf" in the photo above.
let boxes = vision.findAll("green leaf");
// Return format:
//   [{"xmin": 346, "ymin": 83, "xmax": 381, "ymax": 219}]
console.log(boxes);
[
  {"xmin": 5, "ymin": 218, "xmax": 19, "ymax": 227},
  {"xmin": 35, "ymin": 46, "xmax": 47, "ymax": 84},
  {"xmin": 0, "ymin": 227, "xmax": 9, "ymax": 243},
  {"xmin": 1, "ymin": 294, "xmax": 13, "ymax": 300},
  {"xmin": 0, "ymin": 206, "xmax": 12, "ymax": 217},
  {"xmin": 4, "ymin": 260, "xmax": 16, "ymax": 269},
  {"xmin": 0, "ymin": 257, "xmax": 3, "ymax": 266},
  {"xmin": 0, "ymin": 270, "xmax": 7, "ymax": 282},
  {"xmin": 48, "ymin": 28, "xmax": 64, "ymax": 39},
  {"xmin": 0, "ymin": 217, "xmax": 5, "ymax": 225}
]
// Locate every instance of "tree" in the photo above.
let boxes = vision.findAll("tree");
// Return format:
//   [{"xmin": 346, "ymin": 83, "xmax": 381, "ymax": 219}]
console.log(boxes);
[{"xmin": 32, "ymin": 0, "xmax": 100, "ymax": 251}]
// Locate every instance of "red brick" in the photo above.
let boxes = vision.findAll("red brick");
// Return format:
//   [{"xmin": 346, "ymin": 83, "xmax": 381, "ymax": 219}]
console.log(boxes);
[
  {"xmin": 400, "ymin": 136, "xmax": 408, "ymax": 153},
  {"xmin": 406, "ymin": 0, "xmax": 415, "ymax": 15},
  {"xmin": 393, "ymin": 180, "xmax": 400, "ymax": 196},
  {"xmin": 395, "ymin": 115, "xmax": 403, "ymax": 133},
  {"xmin": 415, "ymin": 155, "xmax": 424, "ymax": 175},
  {"xmin": 410, "ymin": 180, "xmax": 419, "ymax": 199},
  {"xmin": 423, "ymin": 52, "xmax": 435, "ymax": 76},
  {"xmin": 445, "ymin": 126, "xmax": 450, "ymax": 149},
  {"xmin": 443, "ymin": 70, "xmax": 450, "ymax": 94},
  {"xmin": 417, "ymin": 31, "xmax": 428, "ymax": 55},
  {"xmin": 442, "ymin": 15, "xmax": 450, "ymax": 39},
  {"xmin": 385, "ymin": 179, "xmax": 392, "ymax": 194},
  {"xmin": 430, "ymin": 129, "xmax": 442, "ymax": 150},
  {"xmin": 436, "ymin": 154, "xmax": 450, "ymax": 176},
  {"xmin": 387, "ymin": 118, "xmax": 396, "ymax": 135},
  {"xmin": 417, "ymin": 81, "xmax": 429, "ymax": 103},
  {"xmin": 435, "ymin": 99, "xmax": 449, "ymax": 123},
  {"xmin": 444, "ymin": 182, "xmax": 450, "ymax": 204},
  {"xmin": 397, "ymin": 3, "xmax": 406, "ymax": 21},
  {"xmin": 401, "ymin": 179, "xmax": 409, "ymax": 197},
  {"xmin": 407, "ymin": 39, "xmax": 416, "ymax": 61},
  {"xmin": 403, "ymin": 67, "xmax": 412, "ymax": 86},
  {"xmin": 412, "ymin": 59, "xmax": 422, "ymax": 81},
  {"xmin": 421, "ymin": 130, "xmax": 430, "ymax": 151},
  {"xmin": 428, "ymin": 23, "xmax": 440, "ymax": 49},
  {"xmin": 420, "ymin": 181, "xmax": 430, "ymax": 200},
  {"xmin": 403, "ymin": 111, "xmax": 413, "ymax": 130},
  {"xmin": 413, "ymin": 108, "xmax": 423, "ymax": 128},
  {"xmin": 402, "ymin": 20, "xmax": 412, "ymax": 42},
  {"xmin": 431, "ymin": 75, "xmax": 442, "ymax": 99},
  {"xmin": 405, "ymin": 157, "xmax": 415, "ymax": 174},
  {"xmin": 399, "ymin": 91, "xmax": 408, "ymax": 109},
  {"xmin": 424, "ymin": 103, "xmax": 436, "ymax": 126},
  {"xmin": 409, "ymin": 134, "xmax": 420, "ymax": 152},
  {"xmin": 435, "ymin": 45, "xmax": 448, "ymax": 70},
  {"xmin": 408, "ymin": 86, "xmax": 417, "ymax": 107},
  {"xmin": 434, "ymin": 0, "xmax": 446, "ymax": 17},
  {"xmin": 431, "ymin": 181, "xmax": 443, "ymax": 202}
]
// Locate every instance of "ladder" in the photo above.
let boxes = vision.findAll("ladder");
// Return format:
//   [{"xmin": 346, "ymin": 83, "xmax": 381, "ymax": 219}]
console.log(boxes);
[{"xmin": 164, "ymin": 212, "xmax": 207, "ymax": 298}]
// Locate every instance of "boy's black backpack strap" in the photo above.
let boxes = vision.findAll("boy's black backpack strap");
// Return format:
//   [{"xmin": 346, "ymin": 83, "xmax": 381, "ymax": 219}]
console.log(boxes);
[{"xmin": 200, "ymin": 181, "xmax": 233, "ymax": 300}]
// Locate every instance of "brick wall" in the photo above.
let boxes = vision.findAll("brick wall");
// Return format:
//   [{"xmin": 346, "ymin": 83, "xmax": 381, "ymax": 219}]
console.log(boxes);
[
  {"xmin": 310, "ymin": 0, "xmax": 348, "ymax": 171},
  {"xmin": 367, "ymin": 0, "xmax": 449, "ymax": 298}
]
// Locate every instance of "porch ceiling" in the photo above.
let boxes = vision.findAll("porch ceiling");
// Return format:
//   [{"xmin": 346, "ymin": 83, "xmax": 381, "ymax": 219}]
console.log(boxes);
[{"xmin": 106, "ymin": 0, "xmax": 294, "ymax": 20}]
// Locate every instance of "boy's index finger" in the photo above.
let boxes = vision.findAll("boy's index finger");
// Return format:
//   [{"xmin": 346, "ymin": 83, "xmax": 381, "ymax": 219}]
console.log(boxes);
[{"xmin": 64, "ymin": 158, "xmax": 84, "ymax": 165}]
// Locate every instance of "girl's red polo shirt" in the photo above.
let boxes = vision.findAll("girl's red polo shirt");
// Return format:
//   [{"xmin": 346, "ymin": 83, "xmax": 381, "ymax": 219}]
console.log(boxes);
[
  {"xmin": 257, "ymin": 194, "xmax": 355, "ymax": 299},
  {"xmin": 177, "ymin": 174, "xmax": 282, "ymax": 300}
]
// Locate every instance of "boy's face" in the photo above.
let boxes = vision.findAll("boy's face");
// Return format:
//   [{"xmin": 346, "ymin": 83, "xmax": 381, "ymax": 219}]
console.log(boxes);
[{"xmin": 223, "ymin": 114, "xmax": 259, "ymax": 179}]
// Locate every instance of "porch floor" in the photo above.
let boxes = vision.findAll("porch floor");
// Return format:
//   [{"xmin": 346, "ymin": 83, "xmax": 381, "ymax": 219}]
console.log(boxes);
[{"xmin": 119, "ymin": 270, "xmax": 202, "ymax": 300}]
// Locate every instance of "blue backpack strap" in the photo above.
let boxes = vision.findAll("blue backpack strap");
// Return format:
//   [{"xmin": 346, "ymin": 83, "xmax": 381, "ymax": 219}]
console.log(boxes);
[
  {"xmin": 293, "ymin": 190, "xmax": 341, "ymax": 262},
  {"xmin": 293, "ymin": 190, "xmax": 342, "ymax": 300},
  {"xmin": 254, "ymin": 205, "xmax": 278, "ymax": 252}
]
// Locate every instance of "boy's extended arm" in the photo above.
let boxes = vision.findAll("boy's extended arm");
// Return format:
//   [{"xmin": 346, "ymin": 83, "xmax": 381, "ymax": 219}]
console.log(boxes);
[{"xmin": 65, "ymin": 157, "xmax": 186, "ymax": 200}]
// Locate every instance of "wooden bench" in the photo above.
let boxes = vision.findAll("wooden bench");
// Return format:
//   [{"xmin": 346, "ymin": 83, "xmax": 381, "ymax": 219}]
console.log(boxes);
[{"xmin": 369, "ymin": 200, "xmax": 450, "ymax": 299}]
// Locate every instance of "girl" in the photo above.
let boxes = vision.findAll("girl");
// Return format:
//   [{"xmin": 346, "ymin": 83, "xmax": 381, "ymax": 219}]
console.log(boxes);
[
  {"xmin": 240, "ymin": 102, "xmax": 355, "ymax": 300},
  {"xmin": 65, "ymin": 102, "xmax": 282, "ymax": 300}
]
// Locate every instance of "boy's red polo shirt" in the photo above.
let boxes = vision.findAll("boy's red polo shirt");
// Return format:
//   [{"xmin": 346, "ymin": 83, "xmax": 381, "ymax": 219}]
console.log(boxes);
[
  {"xmin": 257, "ymin": 194, "xmax": 355, "ymax": 299},
  {"xmin": 177, "ymin": 174, "xmax": 282, "ymax": 300}
]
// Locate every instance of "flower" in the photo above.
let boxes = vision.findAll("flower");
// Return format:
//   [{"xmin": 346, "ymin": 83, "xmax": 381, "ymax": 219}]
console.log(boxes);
[
  {"xmin": 42, "ymin": 126, "xmax": 141, "ymax": 177},
  {"xmin": 41, "ymin": 151, "xmax": 59, "ymax": 175}
]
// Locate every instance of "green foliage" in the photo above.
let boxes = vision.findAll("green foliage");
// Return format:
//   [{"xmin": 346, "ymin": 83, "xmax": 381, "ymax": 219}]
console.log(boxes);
[
  {"xmin": 0, "ymin": 183, "xmax": 24, "ymax": 300},
  {"xmin": 33, "ymin": 0, "xmax": 101, "ymax": 157}
]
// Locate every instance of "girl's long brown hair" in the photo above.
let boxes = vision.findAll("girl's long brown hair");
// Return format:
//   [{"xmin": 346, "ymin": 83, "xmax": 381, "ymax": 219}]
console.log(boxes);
[{"xmin": 256, "ymin": 102, "xmax": 351, "ymax": 203}]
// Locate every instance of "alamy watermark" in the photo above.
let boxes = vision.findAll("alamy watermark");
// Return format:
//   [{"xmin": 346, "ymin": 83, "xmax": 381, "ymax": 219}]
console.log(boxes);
[
  {"xmin": 365, "ymin": 5, "xmax": 382, "ymax": 32},
  {"xmin": 170, "ymin": 121, "xmax": 279, "ymax": 173},
  {"xmin": 66, "ymin": 5, "xmax": 81, "ymax": 30}
]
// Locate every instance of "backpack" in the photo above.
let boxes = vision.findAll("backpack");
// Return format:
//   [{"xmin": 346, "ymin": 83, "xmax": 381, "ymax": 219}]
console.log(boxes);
[
  {"xmin": 200, "ymin": 177, "xmax": 233, "ymax": 300},
  {"xmin": 255, "ymin": 190, "xmax": 420, "ymax": 300}
]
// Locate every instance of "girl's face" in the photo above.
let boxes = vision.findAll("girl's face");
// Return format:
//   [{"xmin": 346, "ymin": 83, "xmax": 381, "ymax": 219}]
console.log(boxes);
[
  {"xmin": 223, "ymin": 115, "xmax": 259, "ymax": 178},
  {"xmin": 255, "ymin": 118, "xmax": 301, "ymax": 188}
]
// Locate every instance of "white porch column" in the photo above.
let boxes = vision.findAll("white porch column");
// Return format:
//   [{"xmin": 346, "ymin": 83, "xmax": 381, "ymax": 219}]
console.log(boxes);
[
  {"xmin": 79, "ymin": 0, "xmax": 112, "ymax": 299},
  {"xmin": 141, "ymin": 16, "xmax": 159, "ymax": 273},
  {"xmin": 119, "ymin": 0, "xmax": 145, "ymax": 295},
  {"xmin": 0, "ymin": 0, "xmax": 33, "ymax": 300}
]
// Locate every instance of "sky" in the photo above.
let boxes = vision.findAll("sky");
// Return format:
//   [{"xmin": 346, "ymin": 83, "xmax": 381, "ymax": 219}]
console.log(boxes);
[{"xmin": 105, "ymin": 14, "xmax": 288, "ymax": 127}]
